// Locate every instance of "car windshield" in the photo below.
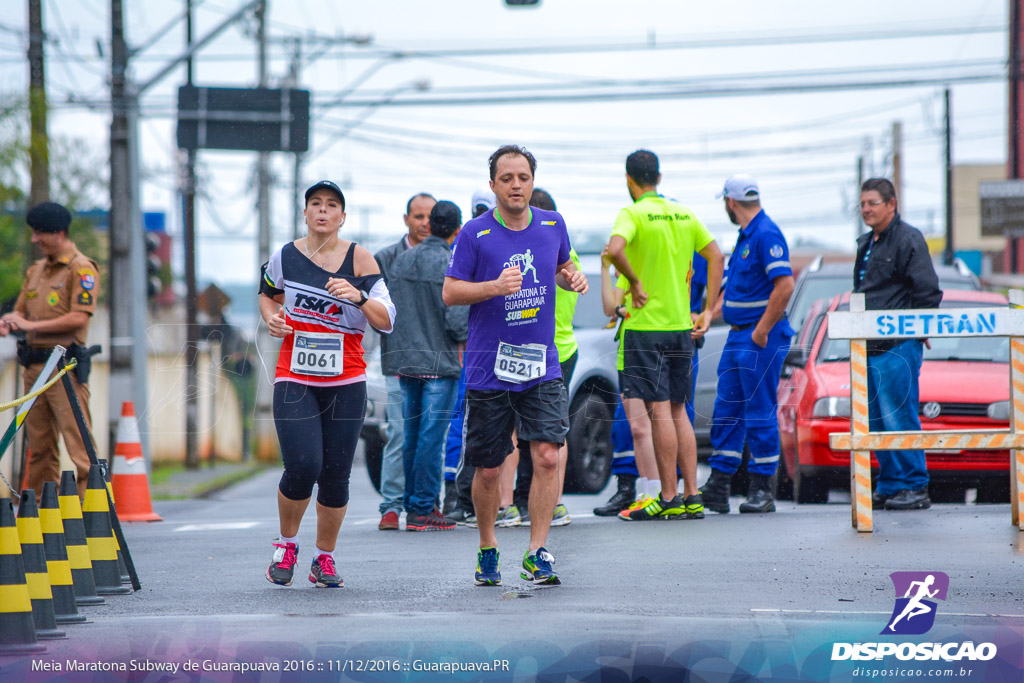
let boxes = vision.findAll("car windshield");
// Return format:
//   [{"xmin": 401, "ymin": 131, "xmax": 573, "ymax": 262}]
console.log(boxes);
[
  {"xmin": 790, "ymin": 275, "xmax": 976, "ymax": 332},
  {"xmin": 818, "ymin": 303, "xmax": 1009, "ymax": 364}
]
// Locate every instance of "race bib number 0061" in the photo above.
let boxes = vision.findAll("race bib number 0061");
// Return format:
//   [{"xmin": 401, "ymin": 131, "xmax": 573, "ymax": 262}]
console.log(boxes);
[
  {"xmin": 290, "ymin": 331, "xmax": 344, "ymax": 377},
  {"xmin": 494, "ymin": 342, "xmax": 546, "ymax": 384}
]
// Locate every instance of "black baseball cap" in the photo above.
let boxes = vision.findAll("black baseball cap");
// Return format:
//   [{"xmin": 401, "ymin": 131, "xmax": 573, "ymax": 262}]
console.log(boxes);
[
  {"xmin": 26, "ymin": 202, "xmax": 72, "ymax": 233},
  {"xmin": 304, "ymin": 180, "xmax": 345, "ymax": 209}
]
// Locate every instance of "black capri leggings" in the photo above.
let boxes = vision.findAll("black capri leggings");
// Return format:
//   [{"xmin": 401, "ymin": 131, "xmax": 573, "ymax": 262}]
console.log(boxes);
[{"xmin": 273, "ymin": 380, "xmax": 366, "ymax": 508}]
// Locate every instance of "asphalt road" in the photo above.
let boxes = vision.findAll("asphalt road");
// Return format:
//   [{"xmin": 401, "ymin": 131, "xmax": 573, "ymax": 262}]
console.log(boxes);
[{"xmin": 2, "ymin": 457, "xmax": 1022, "ymax": 682}]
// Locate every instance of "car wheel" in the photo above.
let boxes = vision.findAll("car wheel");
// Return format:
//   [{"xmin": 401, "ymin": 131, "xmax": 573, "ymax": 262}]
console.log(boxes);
[
  {"xmin": 565, "ymin": 389, "xmax": 613, "ymax": 494},
  {"xmin": 773, "ymin": 453, "xmax": 794, "ymax": 501},
  {"xmin": 975, "ymin": 479, "xmax": 1010, "ymax": 504},
  {"xmin": 362, "ymin": 428, "xmax": 385, "ymax": 494},
  {"xmin": 793, "ymin": 448, "xmax": 829, "ymax": 504},
  {"xmin": 928, "ymin": 482, "xmax": 966, "ymax": 504}
]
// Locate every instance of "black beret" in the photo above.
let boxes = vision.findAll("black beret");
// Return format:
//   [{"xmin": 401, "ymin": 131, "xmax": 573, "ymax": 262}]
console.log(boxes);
[{"xmin": 26, "ymin": 202, "xmax": 71, "ymax": 233}]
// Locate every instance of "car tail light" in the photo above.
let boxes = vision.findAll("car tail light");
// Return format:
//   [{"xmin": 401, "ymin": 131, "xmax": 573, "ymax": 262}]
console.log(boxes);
[{"xmin": 812, "ymin": 396, "xmax": 851, "ymax": 418}]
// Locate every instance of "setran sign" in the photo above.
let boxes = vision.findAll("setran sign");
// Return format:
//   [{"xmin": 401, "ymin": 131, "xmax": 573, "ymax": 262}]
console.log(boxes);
[
  {"xmin": 827, "ymin": 306, "xmax": 1024, "ymax": 340},
  {"xmin": 176, "ymin": 85, "xmax": 310, "ymax": 153},
  {"xmin": 980, "ymin": 179, "xmax": 1024, "ymax": 236}
]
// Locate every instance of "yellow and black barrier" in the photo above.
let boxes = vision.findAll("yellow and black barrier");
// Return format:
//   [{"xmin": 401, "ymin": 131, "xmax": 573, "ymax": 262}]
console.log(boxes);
[
  {"xmin": 40, "ymin": 481, "xmax": 86, "ymax": 624},
  {"xmin": 99, "ymin": 459, "xmax": 130, "ymax": 585},
  {"xmin": 82, "ymin": 465, "xmax": 130, "ymax": 596},
  {"xmin": 59, "ymin": 470, "xmax": 104, "ymax": 606},
  {"xmin": 16, "ymin": 490, "xmax": 65, "ymax": 640},
  {"xmin": 0, "ymin": 498, "xmax": 45, "ymax": 654}
]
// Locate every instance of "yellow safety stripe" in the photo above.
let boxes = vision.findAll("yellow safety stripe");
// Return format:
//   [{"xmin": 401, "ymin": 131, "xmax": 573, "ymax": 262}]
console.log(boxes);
[
  {"xmin": 0, "ymin": 527, "xmax": 22, "ymax": 552},
  {"xmin": 0, "ymin": 360, "xmax": 76, "ymax": 413},
  {"xmin": 0, "ymin": 584, "xmax": 32, "ymax": 613},
  {"xmin": 25, "ymin": 572, "xmax": 53, "ymax": 600},
  {"xmin": 15, "ymin": 519, "xmax": 43, "ymax": 545},
  {"xmin": 39, "ymin": 509, "xmax": 64, "ymax": 534},
  {"xmin": 106, "ymin": 481, "xmax": 116, "ymax": 505},
  {"xmin": 59, "ymin": 496, "xmax": 84, "ymax": 520},
  {"xmin": 66, "ymin": 544, "xmax": 92, "ymax": 569},
  {"xmin": 46, "ymin": 559, "xmax": 73, "ymax": 586},
  {"xmin": 83, "ymin": 489, "xmax": 108, "ymax": 512},
  {"xmin": 86, "ymin": 536, "xmax": 117, "ymax": 562}
]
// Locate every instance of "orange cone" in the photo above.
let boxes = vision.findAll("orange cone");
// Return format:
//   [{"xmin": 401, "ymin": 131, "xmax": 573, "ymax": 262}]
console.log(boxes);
[{"xmin": 110, "ymin": 402, "xmax": 162, "ymax": 522}]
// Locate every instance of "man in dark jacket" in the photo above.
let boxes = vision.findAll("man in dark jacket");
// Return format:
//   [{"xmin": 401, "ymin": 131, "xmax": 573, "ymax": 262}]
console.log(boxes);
[
  {"xmin": 854, "ymin": 178, "xmax": 942, "ymax": 511},
  {"xmin": 374, "ymin": 193, "xmax": 435, "ymax": 530},
  {"xmin": 388, "ymin": 201, "xmax": 469, "ymax": 531}
]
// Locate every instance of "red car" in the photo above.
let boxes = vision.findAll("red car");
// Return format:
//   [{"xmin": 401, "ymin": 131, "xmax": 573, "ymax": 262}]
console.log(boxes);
[{"xmin": 776, "ymin": 289, "xmax": 1011, "ymax": 504}]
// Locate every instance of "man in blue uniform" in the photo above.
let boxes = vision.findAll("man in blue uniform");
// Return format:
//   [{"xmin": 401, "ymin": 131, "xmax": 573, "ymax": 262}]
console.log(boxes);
[{"xmin": 701, "ymin": 175, "xmax": 794, "ymax": 514}]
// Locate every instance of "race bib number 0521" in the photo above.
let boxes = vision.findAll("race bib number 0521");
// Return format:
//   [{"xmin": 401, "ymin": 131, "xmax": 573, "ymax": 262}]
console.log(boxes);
[
  {"xmin": 494, "ymin": 342, "xmax": 546, "ymax": 384},
  {"xmin": 290, "ymin": 331, "xmax": 344, "ymax": 377}
]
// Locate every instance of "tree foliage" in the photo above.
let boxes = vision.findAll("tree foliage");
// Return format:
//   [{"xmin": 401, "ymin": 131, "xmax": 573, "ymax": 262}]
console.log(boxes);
[{"xmin": 0, "ymin": 97, "xmax": 108, "ymax": 310}]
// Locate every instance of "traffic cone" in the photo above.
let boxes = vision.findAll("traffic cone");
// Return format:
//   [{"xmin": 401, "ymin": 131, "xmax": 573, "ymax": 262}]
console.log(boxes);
[
  {"xmin": 81, "ymin": 465, "xmax": 130, "ymax": 596},
  {"xmin": 40, "ymin": 482, "xmax": 86, "ymax": 625},
  {"xmin": 110, "ymin": 402, "xmax": 162, "ymax": 522},
  {"xmin": 100, "ymin": 459, "xmax": 130, "ymax": 585},
  {"xmin": 0, "ymin": 498, "xmax": 45, "ymax": 654},
  {"xmin": 59, "ymin": 471, "xmax": 104, "ymax": 606},
  {"xmin": 16, "ymin": 490, "xmax": 66, "ymax": 640}
]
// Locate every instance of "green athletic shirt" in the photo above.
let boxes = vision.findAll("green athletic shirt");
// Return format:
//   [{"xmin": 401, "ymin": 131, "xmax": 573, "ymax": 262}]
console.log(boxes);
[
  {"xmin": 554, "ymin": 248, "xmax": 581, "ymax": 362},
  {"xmin": 610, "ymin": 192, "xmax": 714, "ymax": 332}
]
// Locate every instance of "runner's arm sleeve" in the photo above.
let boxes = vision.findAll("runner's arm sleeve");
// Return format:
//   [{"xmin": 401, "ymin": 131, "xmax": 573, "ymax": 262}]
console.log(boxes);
[
  {"xmin": 366, "ymin": 278, "xmax": 397, "ymax": 334},
  {"xmin": 609, "ymin": 207, "xmax": 637, "ymax": 243},
  {"xmin": 259, "ymin": 249, "xmax": 285, "ymax": 297}
]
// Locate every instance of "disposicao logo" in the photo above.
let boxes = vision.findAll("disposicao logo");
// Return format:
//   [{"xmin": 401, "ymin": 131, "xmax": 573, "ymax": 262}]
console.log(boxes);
[
  {"xmin": 831, "ymin": 571, "xmax": 997, "ymax": 663},
  {"xmin": 884, "ymin": 571, "xmax": 948, "ymax": 635}
]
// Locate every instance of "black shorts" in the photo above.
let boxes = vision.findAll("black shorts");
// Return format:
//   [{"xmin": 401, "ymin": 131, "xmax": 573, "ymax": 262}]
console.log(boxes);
[
  {"xmin": 619, "ymin": 329, "xmax": 693, "ymax": 404},
  {"xmin": 464, "ymin": 379, "xmax": 569, "ymax": 470}
]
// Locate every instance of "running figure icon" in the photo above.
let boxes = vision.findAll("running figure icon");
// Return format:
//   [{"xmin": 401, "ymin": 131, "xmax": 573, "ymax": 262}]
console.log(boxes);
[
  {"xmin": 887, "ymin": 574, "xmax": 939, "ymax": 632},
  {"xmin": 505, "ymin": 249, "xmax": 539, "ymax": 285}
]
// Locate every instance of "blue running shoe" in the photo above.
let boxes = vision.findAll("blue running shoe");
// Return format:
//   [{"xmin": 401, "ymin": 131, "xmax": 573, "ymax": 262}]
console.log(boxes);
[
  {"xmin": 521, "ymin": 547, "xmax": 560, "ymax": 585},
  {"xmin": 475, "ymin": 547, "xmax": 501, "ymax": 586}
]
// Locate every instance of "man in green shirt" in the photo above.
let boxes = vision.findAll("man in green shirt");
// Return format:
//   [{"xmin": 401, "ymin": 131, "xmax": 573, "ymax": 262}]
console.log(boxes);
[{"xmin": 606, "ymin": 150, "xmax": 724, "ymax": 521}]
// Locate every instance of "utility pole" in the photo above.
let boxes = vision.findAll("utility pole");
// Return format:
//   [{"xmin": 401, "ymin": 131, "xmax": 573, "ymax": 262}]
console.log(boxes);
[
  {"xmin": 109, "ymin": 0, "xmax": 138, "ymax": 461},
  {"xmin": 1010, "ymin": 0, "xmax": 1024, "ymax": 272},
  {"xmin": 856, "ymin": 153, "xmax": 865, "ymax": 243},
  {"xmin": 891, "ymin": 120, "xmax": 903, "ymax": 209},
  {"xmin": 183, "ymin": 0, "xmax": 200, "ymax": 469},
  {"xmin": 289, "ymin": 38, "xmax": 304, "ymax": 241},
  {"xmin": 253, "ymin": 0, "xmax": 278, "ymax": 461},
  {"xmin": 27, "ymin": 0, "xmax": 49, "ymax": 208},
  {"xmin": 943, "ymin": 87, "xmax": 954, "ymax": 266}
]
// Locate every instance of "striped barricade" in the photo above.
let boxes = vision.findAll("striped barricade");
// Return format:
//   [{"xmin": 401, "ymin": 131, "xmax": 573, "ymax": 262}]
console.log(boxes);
[{"xmin": 826, "ymin": 290, "xmax": 1024, "ymax": 533}]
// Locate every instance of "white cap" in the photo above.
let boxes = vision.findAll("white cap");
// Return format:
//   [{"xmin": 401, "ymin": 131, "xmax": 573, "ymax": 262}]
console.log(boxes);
[
  {"xmin": 716, "ymin": 174, "xmax": 760, "ymax": 200},
  {"xmin": 471, "ymin": 188, "xmax": 496, "ymax": 215}
]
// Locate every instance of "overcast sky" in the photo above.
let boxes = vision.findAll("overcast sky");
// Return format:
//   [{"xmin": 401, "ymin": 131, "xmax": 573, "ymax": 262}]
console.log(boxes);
[{"xmin": 0, "ymin": 0, "xmax": 1008, "ymax": 285}]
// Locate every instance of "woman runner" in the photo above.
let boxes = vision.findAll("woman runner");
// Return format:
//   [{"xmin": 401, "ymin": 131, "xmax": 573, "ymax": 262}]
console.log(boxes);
[{"xmin": 259, "ymin": 180, "xmax": 395, "ymax": 587}]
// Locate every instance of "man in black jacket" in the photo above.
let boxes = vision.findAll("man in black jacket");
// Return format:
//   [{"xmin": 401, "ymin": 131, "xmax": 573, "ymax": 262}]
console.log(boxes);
[
  {"xmin": 388, "ymin": 201, "xmax": 469, "ymax": 531},
  {"xmin": 854, "ymin": 178, "xmax": 942, "ymax": 511}
]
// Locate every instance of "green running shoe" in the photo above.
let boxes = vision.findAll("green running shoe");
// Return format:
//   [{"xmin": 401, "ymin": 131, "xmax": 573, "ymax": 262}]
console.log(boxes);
[
  {"xmin": 621, "ymin": 494, "xmax": 686, "ymax": 521},
  {"xmin": 683, "ymin": 494, "xmax": 705, "ymax": 519},
  {"xmin": 475, "ymin": 547, "xmax": 501, "ymax": 586},
  {"xmin": 520, "ymin": 547, "xmax": 560, "ymax": 585},
  {"xmin": 495, "ymin": 505, "xmax": 521, "ymax": 528},
  {"xmin": 550, "ymin": 503, "xmax": 571, "ymax": 527}
]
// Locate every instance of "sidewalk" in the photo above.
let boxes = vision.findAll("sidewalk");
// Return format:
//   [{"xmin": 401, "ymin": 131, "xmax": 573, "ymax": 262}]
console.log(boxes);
[{"xmin": 149, "ymin": 461, "xmax": 268, "ymax": 500}]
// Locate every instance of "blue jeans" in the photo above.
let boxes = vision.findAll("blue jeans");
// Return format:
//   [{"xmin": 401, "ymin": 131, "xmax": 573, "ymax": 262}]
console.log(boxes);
[
  {"xmin": 867, "ymin": 340, "xmax": 929, "ymax": 495},
  {"xmin": 378, "ymin": 375, "xmax": 406, "ymax": 515},
  {"xmin": 401, "ymin": 376, "xmax": 458, "ymax": 515}
]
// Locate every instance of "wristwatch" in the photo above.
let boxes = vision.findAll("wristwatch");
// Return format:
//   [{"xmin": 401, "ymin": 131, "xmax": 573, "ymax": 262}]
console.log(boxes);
[{"xmin": 356, "ymin": 293, "xmax": 368, "ymax": 307}]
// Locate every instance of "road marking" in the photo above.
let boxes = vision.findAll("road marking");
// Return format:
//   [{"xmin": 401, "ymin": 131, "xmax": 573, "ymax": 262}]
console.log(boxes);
[
  {"xmin": 752, "ymin": 609, "xmax": 1024, "ymax": 618},
  {"xmin": 174, "ymin": 522, "xmax": 261, "ymax": 532}
]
